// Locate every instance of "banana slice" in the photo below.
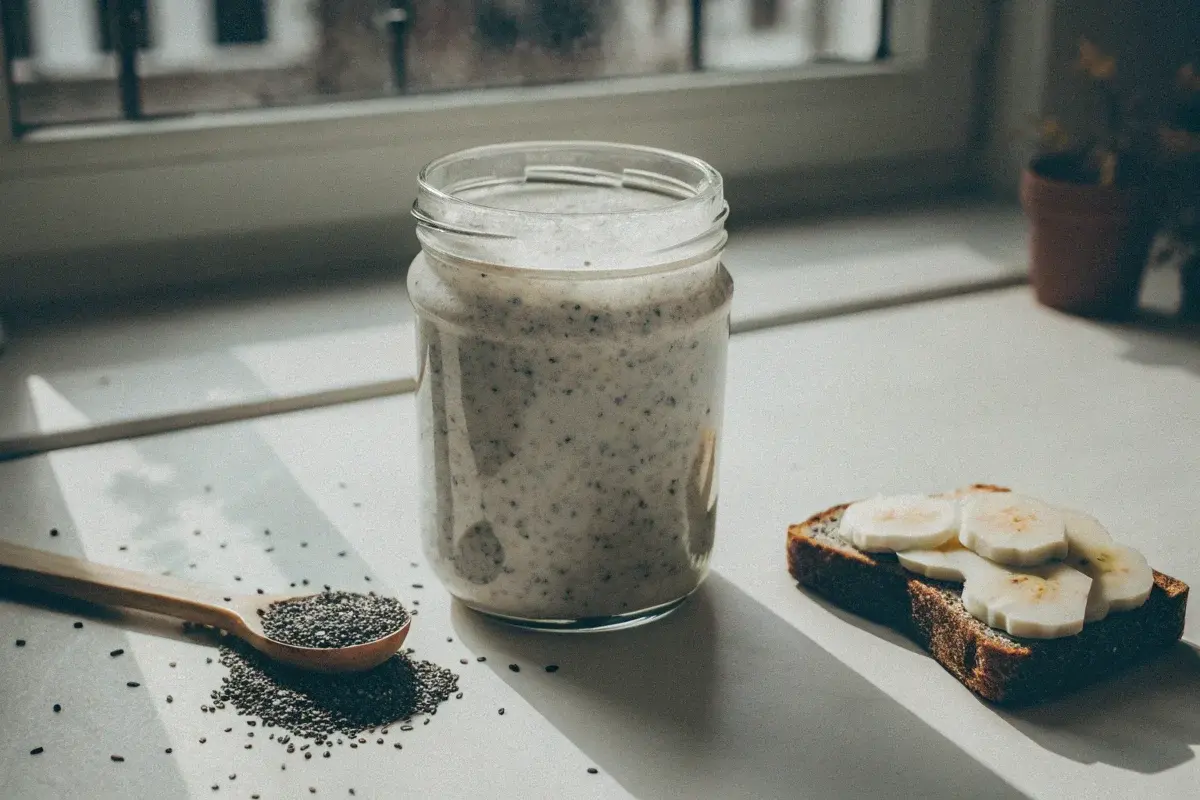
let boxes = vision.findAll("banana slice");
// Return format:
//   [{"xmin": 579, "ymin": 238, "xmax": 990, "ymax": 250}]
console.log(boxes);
[
  {"xmin": 958, "ymin": 493, "xmax": 1067, "ymax": 566},
  {"xmin": 897, "ymin": 538, "xmax": 1003, "ymax": 582},
  {"xmin": 961, "ymin": 563, "xmax": 1092, "ymax": 639},
  {"xmin": 839, "ymin": 494, "xmax": 958, "ymax": 552},
  {"xmin": 1063, "ymin": 510, "xmax": 1154, "ymax": 621}
]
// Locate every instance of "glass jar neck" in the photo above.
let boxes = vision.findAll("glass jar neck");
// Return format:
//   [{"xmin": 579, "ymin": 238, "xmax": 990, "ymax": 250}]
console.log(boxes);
[{"xmin": 413, "ymin": 141, "xmax": 727, "ymax": 276}]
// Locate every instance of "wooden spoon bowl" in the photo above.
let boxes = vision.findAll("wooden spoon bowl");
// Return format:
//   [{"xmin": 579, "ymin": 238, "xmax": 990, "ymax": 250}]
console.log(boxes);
[{"xmin": 229, "ymin": 592, "xmax": 411, "ymax": 673}]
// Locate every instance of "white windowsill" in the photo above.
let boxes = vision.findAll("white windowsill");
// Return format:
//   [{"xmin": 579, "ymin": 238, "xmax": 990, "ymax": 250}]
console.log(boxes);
[
  {"xmin": 0, "ymin": 201, "xmax": 1030, "ymax": 458},
  {"xmin": 0, "ymin": 2, "xmax": 990, "ymax": 302}
]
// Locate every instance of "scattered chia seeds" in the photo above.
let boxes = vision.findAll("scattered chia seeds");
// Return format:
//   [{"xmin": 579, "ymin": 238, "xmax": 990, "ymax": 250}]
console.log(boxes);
[
  {"xmin": 210, "ymin": 638, "xmax": 458, "ymax": 743},
  {"xmin": 15, "ymin": 639, "xmax": 26, "ymax": 647},
  {"xmin": 50, "ymin": 529, "xmax": 59, "ymax": 537},
  {"xmin": 260, "ymin": 590, "xmax": 409, "ymax": 649},
  {"xmin": 73, "ymin": 622, "xmax": 83, "ymax": 629},
  {"xmin": 53, "ymin": 703, "xmax": 61, "ymax": 712},
  {"xmin": 545, "ymin": 665, "xmax": 559, "ymax": 673},
  {"xmin": 30, "ymin": 747, "xmax": 43, "ymax": 755},
  {"xmin": 508, "ymin": 664, "xmax": 520, "ymax": 673},
  {"xmin": 110, "ymin": 649, "xmax": 124, "ymax": 657},
  {"xmin": 587, "ymin": 767, "xmax": 599, "ymax": 774},
  {"xmin": 110, "ymin": 755, "xmax": 124, "ymax": 763},
  {"xmin": 126, "ymin": 682, "xmax": 140, "ymax": 687}
]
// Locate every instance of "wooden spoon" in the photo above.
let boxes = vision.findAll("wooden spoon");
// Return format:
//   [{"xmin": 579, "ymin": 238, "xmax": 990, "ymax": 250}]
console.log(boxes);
[{"xmin": 0, "ymin": 540, "xmax": 410, "ymax": 673}]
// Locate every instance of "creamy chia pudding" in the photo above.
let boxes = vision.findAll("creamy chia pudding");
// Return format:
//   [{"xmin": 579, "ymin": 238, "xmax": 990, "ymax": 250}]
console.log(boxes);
[{"xmin": 409, "ymin": 142, "xmax": 731, "ymax": 628}]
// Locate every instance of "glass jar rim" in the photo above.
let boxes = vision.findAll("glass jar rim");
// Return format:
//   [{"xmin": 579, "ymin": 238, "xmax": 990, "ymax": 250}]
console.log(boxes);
[
  {"xmin": 416, "ymin": 140, "xmax": 723, "ymax": 219},
  {"xmin": 412, "ymin": 141, "xmax": 728, "ymax": 275}
]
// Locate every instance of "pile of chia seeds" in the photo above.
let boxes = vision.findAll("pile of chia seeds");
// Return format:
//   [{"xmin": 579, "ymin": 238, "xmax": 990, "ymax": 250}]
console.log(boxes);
[
  {"xmin": 261, "ymin": 590, "xmax": 409, "ymax": 648},
  {"xmin": 211, "ymin": 639, "xmax": 458, "ymax": 743}
]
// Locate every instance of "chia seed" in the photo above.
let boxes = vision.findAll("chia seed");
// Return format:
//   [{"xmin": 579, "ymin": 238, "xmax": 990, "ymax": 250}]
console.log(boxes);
[
  {"xmin": 209, "ymin": 639, "xmax": 458, "ymax": 743},
  {"xmin": 53, "ymin": 703, "xmax": 61, "ymax": 712},
  {"xmin": 260, "ymin": 590, "xmax": 409, "ymax": 649},
  {"xmin": 545, "ymin": 664, "xmax": 560, "ymax": 673}
]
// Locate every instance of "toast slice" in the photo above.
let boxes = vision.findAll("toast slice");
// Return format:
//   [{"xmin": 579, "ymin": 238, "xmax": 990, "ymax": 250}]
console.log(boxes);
[{"xmin": 787, "ymin": 485, "xmax": 1189, "ymax": 705}]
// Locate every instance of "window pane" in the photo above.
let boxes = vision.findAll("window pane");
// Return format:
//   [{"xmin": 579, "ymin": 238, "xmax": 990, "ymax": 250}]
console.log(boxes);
[
  {"xmin": 703, "ymin": 0, "xmax": 881, "ymax": 70},
  {"xmin": 4, "ymin": 1, "xmax": 885, "ymax": 129},
  {"xmin": 143, "ymin": 1, "xmax": 691, "ymax": 118},
  {"xmin": 214, "ymin": 0, "xmax": 267, "ymax": 46},
  {"xmin": 97, "ymin": 0, "xmax": 151, "ymax": 52},
  {"xmin": 6, "ymin": 0, "xmax": 122, "ymax": 126},
  {"xmin": 406, "ymin": 1, "xmax": 690, "ymax": 92},
  {"xmin": 2, "ymin": 0, "xmax": 32, "ymax": 58}
]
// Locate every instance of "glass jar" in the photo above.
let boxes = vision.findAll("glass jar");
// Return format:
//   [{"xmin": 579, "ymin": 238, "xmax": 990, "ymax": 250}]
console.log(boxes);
[{"xmin": 408, "ymin": 142, "xmax": 732, "ymax": 630}]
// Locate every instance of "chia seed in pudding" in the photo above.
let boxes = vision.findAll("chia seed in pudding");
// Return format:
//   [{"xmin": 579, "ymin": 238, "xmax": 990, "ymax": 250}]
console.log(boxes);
[{"xmin": 409, "ymin": 204, "xmax": 731, "ymax": 622}]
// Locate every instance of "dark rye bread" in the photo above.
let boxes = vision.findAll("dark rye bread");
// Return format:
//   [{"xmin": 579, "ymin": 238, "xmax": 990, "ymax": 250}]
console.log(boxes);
[{"xmin": 787, "ymin": 485, "xmax": 1189, "ymax": 705}]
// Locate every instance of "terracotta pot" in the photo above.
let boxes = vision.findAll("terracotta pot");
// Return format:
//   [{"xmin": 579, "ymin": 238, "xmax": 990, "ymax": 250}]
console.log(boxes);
[{"xmin": 1020, "ymin": 168, "xmax": 1153, "ymax": 318}]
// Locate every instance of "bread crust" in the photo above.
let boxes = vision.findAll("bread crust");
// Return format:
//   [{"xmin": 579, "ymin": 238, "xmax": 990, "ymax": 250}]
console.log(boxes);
[{"xmin": 786, "ymin": 487, "xmax": 1189, "ymax": 705}]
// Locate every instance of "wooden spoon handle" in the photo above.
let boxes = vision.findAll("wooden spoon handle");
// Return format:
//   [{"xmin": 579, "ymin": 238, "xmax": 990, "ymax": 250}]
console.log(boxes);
[{"xmin": 0, "ymin": 540, "xmax": 240, "ymax": 631}]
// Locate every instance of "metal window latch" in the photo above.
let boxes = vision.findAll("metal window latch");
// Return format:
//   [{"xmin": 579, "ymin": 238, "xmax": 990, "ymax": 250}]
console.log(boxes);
[
  {"xmin": 376, "ymin": 8, "xmax": 409, "ymax": 26},
  {"xmin": 375, "ymin": 2, "xmax": 410, "ymax": 93}
]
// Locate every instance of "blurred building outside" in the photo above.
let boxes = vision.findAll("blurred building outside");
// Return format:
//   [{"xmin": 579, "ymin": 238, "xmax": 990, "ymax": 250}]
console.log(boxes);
[{"xmin": 4, "ymin": 0, "xmax": 880, "ymax": 125}]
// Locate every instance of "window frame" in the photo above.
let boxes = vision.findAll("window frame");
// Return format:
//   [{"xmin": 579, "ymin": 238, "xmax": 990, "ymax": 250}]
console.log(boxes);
[{"xmin": 0, "ymin": 1, "xmax": 988, "ymax": 300}]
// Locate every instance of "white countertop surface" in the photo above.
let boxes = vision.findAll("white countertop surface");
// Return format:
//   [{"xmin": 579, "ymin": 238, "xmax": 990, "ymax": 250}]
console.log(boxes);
[{"xmin": 2, "ymin": 276, "xmax": 1198, "ymax": 798}]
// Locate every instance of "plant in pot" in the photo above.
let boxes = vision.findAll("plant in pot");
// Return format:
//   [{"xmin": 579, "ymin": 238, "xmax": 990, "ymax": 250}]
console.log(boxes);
[
  {"xmin": 1021, "ymin": 39, "xmax": 1160, "ymax": 318},
  {"xmin": 1151, "ymin": 64, "xmax": 1200, "ymax": 317}
]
